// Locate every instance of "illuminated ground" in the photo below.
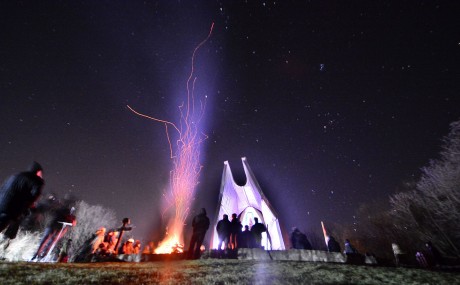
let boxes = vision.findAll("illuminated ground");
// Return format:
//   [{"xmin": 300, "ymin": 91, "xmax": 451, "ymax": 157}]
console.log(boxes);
[{"xmin": 0, "ymin": 259, "xmax": 458, "ymax": 285}]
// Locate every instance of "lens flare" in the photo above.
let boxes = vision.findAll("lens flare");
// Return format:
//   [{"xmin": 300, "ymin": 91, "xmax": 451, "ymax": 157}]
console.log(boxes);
[{"xmin": 127, "ymin": 23, "xmax": 214, "ymax": 254}]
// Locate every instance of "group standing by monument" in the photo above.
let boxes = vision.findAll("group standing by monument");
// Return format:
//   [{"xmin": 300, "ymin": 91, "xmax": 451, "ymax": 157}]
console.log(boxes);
[{"xmin": 215, "ymin": 214, "xmax": 268, "ymax": 251}]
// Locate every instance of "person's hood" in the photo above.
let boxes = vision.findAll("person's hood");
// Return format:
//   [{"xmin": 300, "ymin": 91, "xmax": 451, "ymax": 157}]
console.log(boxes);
[{"xmin": 29, "ymin": 161, "xmax": 43, "ymax": 173}]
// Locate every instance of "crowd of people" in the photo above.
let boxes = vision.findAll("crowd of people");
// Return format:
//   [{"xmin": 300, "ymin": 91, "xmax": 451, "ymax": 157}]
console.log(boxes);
[
  {"xmin": 0, "ymin": 162, "xmax": 450, "ymax": 268},
  {"xmin": 215, "ymin": 214, "xmax": 267, "ymax": 250},
  {"xmin": 0, "ymin": 162, "xmax": 77, "ymax": 261},
  {"xmin": 0, "ymin": 162, "xmax": 147, "ymax": 262},
  {"xmin": 73, "ymin": 217, "xmax": 145, "ymax": 262}
]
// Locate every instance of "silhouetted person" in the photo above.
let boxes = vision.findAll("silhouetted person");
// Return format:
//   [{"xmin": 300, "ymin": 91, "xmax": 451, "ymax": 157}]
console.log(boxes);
[
  {"xmin": 0, "ymin": 161, "xmax": 44, "ymax": 240},
  {"xmin": 290, "ymin": 227, "xmax": 312, "ymax": 250},
  {"xmin": 188, "ymin": 208, "xmax": 210, "ymax": 259},
  {"xmin": 216, "ymin": 214, "xmax": 231, "ymax": 250},
  {"xmin": 425, "ymin": 241, "xmax": 442, "ymax": 266},
  {"xmin": 344, "ymin": 239, "xmax": 358, "ymax": 254},
  {"xmin": 230, "ymin": 213, "xmax": 242, "ymax": 249},
  {"xmin": 133, "ymin": 240, "xmax": 141, "ymax": 254},
  {"xmin": 327, "ymin": 236, "xmax": 341, "ymax": 253},
  {"xmin": 115, "ymin": 218, "xmax": 132, "ymax": 254},
  {"xmin": 239, "ymin": 225, "xmax": 254, "ymax": 248},
  {"xmin": 251, "ymin": 217, "xmax": 267, "ymax": 248}
]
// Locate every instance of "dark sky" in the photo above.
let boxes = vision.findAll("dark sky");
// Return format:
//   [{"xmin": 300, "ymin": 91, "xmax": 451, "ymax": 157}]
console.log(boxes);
[{"xmin": 1, "ymin": 1, "xmax": 459, "ymax": 242}]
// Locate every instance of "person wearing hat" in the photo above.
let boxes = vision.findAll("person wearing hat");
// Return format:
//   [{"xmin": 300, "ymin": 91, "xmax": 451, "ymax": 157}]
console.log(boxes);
[
  {"xmin": 0, "ymin": 161, "xmax": 45, "ymax": 240},
  {"xmin": 122, "ymin": 238, "xmax": 135, "ymax": 255}
]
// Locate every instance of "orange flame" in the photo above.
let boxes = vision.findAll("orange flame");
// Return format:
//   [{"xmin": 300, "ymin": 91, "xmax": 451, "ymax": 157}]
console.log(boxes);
[{"xmin": 154, "ymin": 235, "xmax": 184, "ymax": 254}]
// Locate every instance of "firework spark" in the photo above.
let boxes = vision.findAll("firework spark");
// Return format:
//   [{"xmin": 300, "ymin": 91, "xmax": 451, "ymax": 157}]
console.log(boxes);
[{"xmin": 127, "ymin": 23, "xmax": 214, "ymax": 253}]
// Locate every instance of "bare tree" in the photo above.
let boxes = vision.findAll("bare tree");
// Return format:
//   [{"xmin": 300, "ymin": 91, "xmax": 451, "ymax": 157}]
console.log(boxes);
[
  {"xmin": 68, "ymin": 200, "xmax": 118, "ymax": 259},
  {"xmin": 389, "ymin": 120, "xmax": 460, "ymax": 257}
]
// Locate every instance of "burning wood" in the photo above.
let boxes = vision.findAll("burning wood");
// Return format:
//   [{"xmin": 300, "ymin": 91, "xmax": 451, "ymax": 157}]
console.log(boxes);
[{"xmin": 154, "ymin": 235, "xmax": 184, "ymax": 254}]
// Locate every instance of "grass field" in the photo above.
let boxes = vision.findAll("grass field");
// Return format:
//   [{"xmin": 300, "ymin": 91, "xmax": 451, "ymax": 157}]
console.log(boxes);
[{"xmin": 0, "ymin": 259, "xmax": 458, "ymax": 285}]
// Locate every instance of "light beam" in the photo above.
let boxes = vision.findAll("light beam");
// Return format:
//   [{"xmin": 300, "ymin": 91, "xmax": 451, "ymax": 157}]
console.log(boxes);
[{"xmin": 128, "ymin": 23, "xmax": 214, "ymax": 253}]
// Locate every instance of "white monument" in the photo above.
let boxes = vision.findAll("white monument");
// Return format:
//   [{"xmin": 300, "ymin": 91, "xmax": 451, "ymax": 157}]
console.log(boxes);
[{"xmin": 211, "ymin": 157, "xmax": 286, "ymax": 250}]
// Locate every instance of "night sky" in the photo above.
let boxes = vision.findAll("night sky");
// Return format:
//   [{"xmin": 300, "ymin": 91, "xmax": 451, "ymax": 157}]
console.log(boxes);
[{"xmin": 1, "ymin": 1, "xmax": 459, "ymax": 242}]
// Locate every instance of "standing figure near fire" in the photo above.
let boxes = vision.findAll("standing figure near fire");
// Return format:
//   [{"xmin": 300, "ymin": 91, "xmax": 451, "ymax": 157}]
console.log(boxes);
[
  {"xmin": 0, "ymin": 161, "xmax": 44, "ymax": 240},
  {"xmin": 239, "ymin": 225, "xmax": 254, "ymax": 248},
  {"xmin": 251, "ymin": 217, "xmax": 267, "ymax": 249},
  {"xmin": 216, "ymin": 214, "xmax": 231, "ymax": 250},
  {"xmin": 31, "ymin": 204, "xmax": 77, "ymax": 261},
  {"xmin": 187, "ymin": 208, "xmax": 210, "ymax": 259},
  {"xmin": 230, "ymin": 213, "xmax": 242, "ymax": 249}
]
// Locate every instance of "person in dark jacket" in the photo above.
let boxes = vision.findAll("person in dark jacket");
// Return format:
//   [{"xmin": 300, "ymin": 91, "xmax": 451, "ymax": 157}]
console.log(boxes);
[
  {"xmin": 216, "ymin": 214, "xmax": 231, "ymax": 250},
  {"xmin": 230, "ymin": 213, "xmax": 242, "ymax": 249},
  {"xmin": 239, "ymin": 225, "xmax": 254, "ymax": 248},
  {"xmin": 251, "ymin": 217, "xmax": 267, "ymax": 248},
  {"xmin": 290, "ymin": 227, "xmax": 312, "ymax": 250},
  {"xmin": 425, "ymin": 241, "xmax": 442, "ymax": 266},
  {"xmin": 327, "ymin": 236, "xmax": 341, "ymax": 253},
  {"xmin": 187, "ymin": 208, "xmax": 210, "ymax": 259},
  {"xmin": 0, "ymin": 161, "xmax": 44, "ymax": 240}
]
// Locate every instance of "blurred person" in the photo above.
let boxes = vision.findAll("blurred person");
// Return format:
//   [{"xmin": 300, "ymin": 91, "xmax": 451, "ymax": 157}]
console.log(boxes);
[
  {"xmin": 142, "ymin": 241, "xmax": 155, "ymax": 254},
  {"xmin": 290, "ymin": 227, "xmax": 312, "ymax": 250},
  {"xmin": 250, "ymin": 217, "xmax": 266, "ymax": 249},
  {"xmin": 230, "ymin": 213, "xmax": 242, "ymax": 249},
  {"xmin": 92, "ymin": 227, "xmax": 107, "ymax": 253},
  {"xmin": 0, "ymin": 162, "xmax": 45, "ymax": 240},
  {"xmin": 104, "ymin": 230, "xmax": 119, "ymax": 254},
  {"xmin": 121, "ymin": 238, "xmax": 134, "ymax": 255},
  {"xmin": 327, "ymin": 236, "xmax": 341, "ymax": 253},
  {"xmin": 216, "ymin": 214, "xmax": 231, "ymax": 250},
  {"xmin": 114, "ymin": 218, "xmax": 132, "ymax": 254},
  {"xmin": 31, "ymin": 205, "xmax": 77, "ymax": 261},
  {"xmin": 239, "ymin": 225, "xmax": 254, "ymax": 248},
  {"xmin": 73, "ymin": 226, "xmax": 106, "ymax": 262},
  {"xmin": 425, "ymin": 241, "xmax": 442, "ymax": 266},
  {"xmin": 392, "ymin": 243, "xmax": 404, "ymax": 266},
  {"xmin": 57, "ymin": 238, "xmax": 72, "ymax": 263},
  {"xmin": 344, "ymin": 239, "xmax": 358, "ymax": 254},
  {"xmin": 133, "ymin": 240, "xmax": 141, "ymax": 254}
]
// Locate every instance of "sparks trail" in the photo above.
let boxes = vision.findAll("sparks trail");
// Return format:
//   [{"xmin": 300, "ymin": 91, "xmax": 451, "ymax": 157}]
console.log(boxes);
[{"xmin": 127, "ymin": 22, "xmax": 214, "ymax": 254}]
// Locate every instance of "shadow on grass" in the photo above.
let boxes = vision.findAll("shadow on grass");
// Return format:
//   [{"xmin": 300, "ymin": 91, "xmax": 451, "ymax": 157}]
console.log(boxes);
[{"xmin": 0, "ymin": 259, "xmax": 458, "ymax": 285}]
